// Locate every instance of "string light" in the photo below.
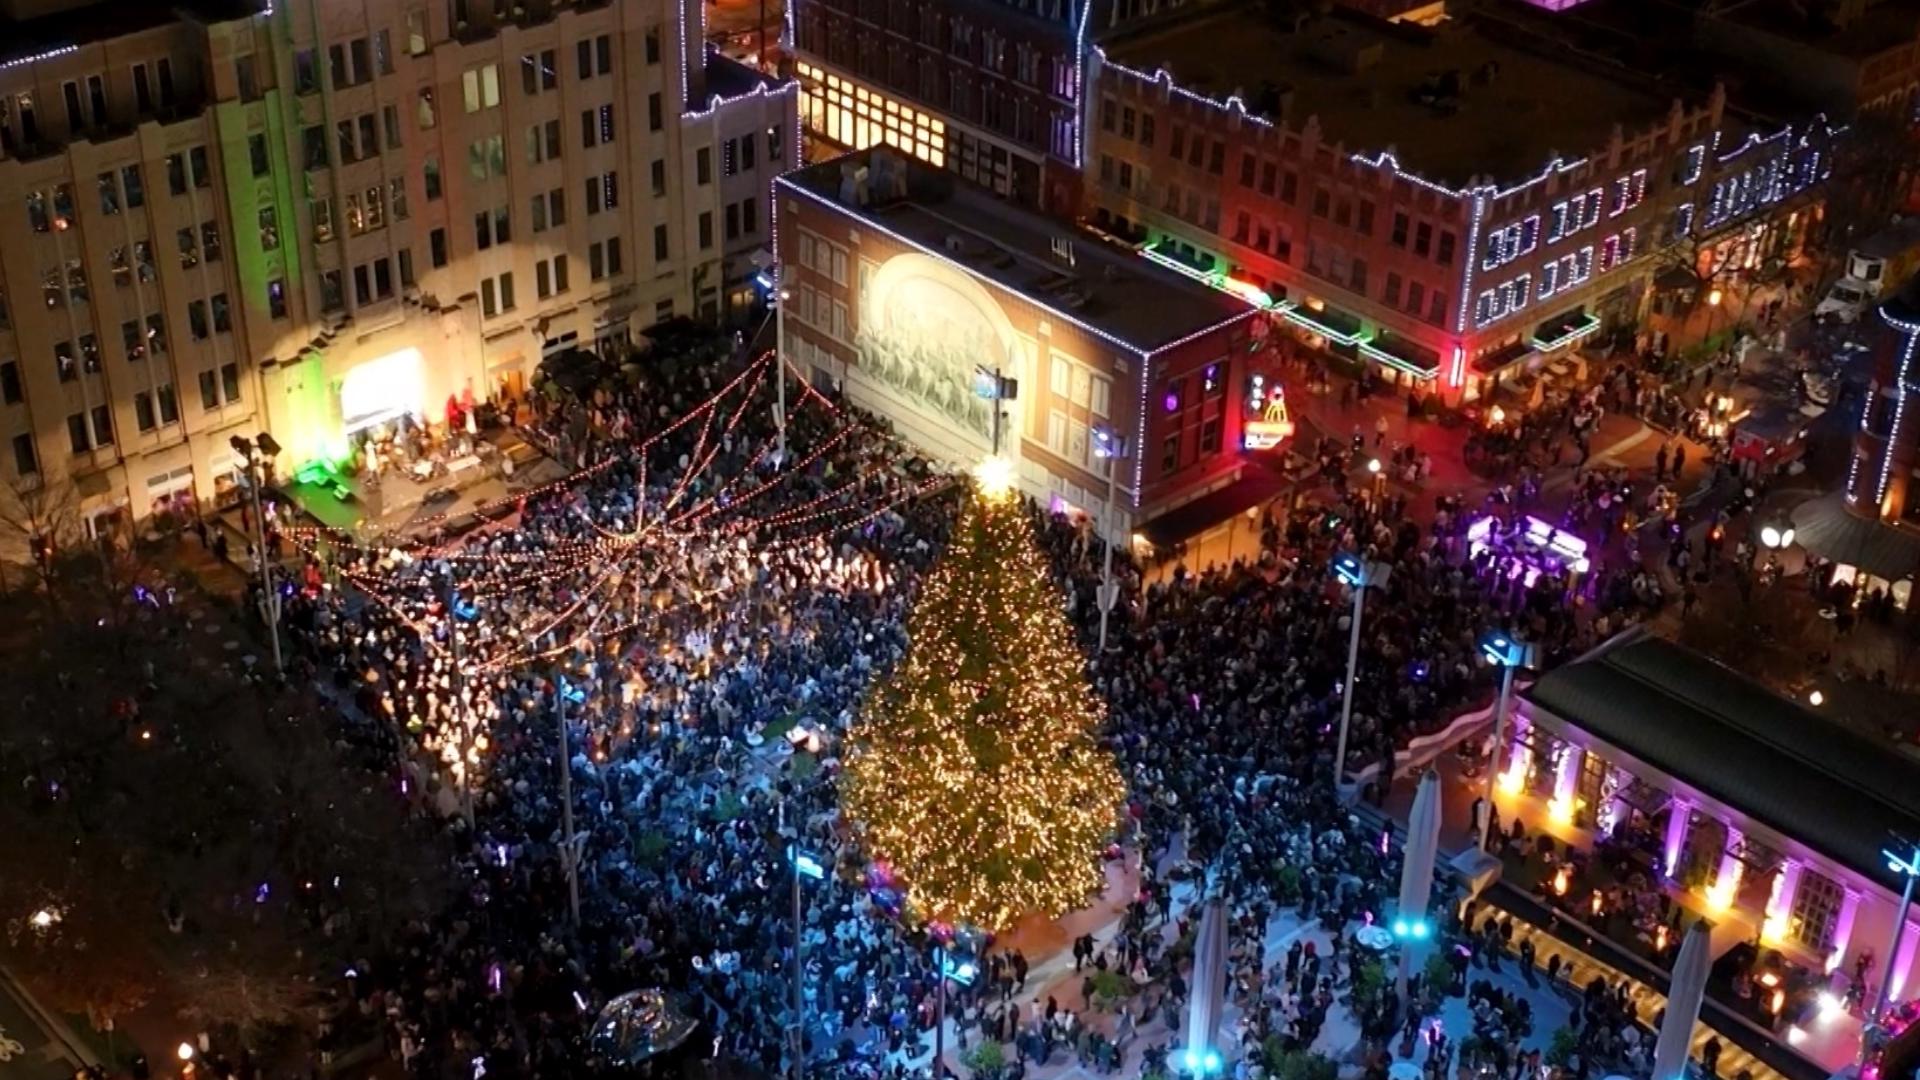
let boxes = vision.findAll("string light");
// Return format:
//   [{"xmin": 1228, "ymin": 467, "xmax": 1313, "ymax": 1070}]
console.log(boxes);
[{"xmin": 843, "ymin": 477, "xmax": 1123, "ymax": 930}]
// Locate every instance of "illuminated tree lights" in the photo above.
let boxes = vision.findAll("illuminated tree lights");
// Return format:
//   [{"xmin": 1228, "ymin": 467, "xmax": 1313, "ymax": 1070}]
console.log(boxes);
[{"xmin": 843, "ymin": 479, "xmax": 1124, "ymax": 931}]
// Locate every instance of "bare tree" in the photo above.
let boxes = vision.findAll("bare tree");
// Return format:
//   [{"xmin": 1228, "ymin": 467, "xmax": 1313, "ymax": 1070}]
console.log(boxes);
[{"xmin": 0, "ymin": 474, "xmax": 84, "ymax": 599}]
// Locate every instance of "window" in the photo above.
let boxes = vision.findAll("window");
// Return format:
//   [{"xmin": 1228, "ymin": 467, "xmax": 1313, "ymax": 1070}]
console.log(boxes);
[
  {"xmin": 697, "ymin": 147, "xmax": 712, "ymax": 185},
  {"xmin": 199, "ymin": 370, "xmax": 219, "ymax": 410},
  {"xmin": 1790, "ymin": 871, "xmax": 1844, "ymax": 953},
  {"xmin": 167, "ymin": 153, "xmax": 189, "ymax": 195},
  {"xmin": 741, "ymin": 135, "xmax": 756, "ymax": 171},
  {"xmin": 211, "ymin": 293, "xmax": 231, "ymax": 333},
  {"xmin": 648, "ymin": 93, "xmax": 663, "ymax": 131},
  {"xmin": 188, "ymin": 299, "xmax": 209, "ymax": 340},
  {"xmin": 384, "ymin": 105, "xmax": 403, "ymax": 151},
  {"xmin": 293, "ymin": 50, "xmax": 319, "ymax": 95},
  {"xmin": 1437, "ymin": 231, "xmax": 1455, "ymax": 266},
  {"xmin": 146, "ymin": 313, "xmax": 166, "ymax": 354},
  {"xmin": 1414, "ymin": 221, "xmax": 1432, "ymax": 257},
  {"xmin": 157, "ymin": 383, "xmax": 178, "ymax": 424},
  {"xmin": 97, "ymin": 171, "xmax": 121, "ymax": 215},
  {"xmin": 468, "ymin": 134, "xmax": 506, "ymax": 180},
  {"xmin": 91, "ymin": 404, "xmax": 113, "ymax": 447},
  {"xmin": 430, "ymin": 227, "xmax": 448, "ymax": 267},
  {"xmin": 12, "ymin": 433, "xmax": 36, "ymax": 476},
  {"xmin": 221, "ymin": 362, "xmax": 240, "ymax": 404},
  {"xmin": 391, "ymin": 177, "xmax": 409, "ymax": 222},
  {"xmin": 135, "ymin": 390, "xmax": 156, "ymax": 432},
  {"xmin": 121, "ymin": 165, "xmax": 143, "ymax": 208},
  {"xmin": 268, "ymin": 278, "xmax": 288, "ymax": 319},
  {"xmin": 699, "ymin": 212, "xmax": 713, "ymax": 250},
  {"xmin": 654, "ymin": 223, "xmax": 669, "ymax": 261},
  {"xmin": 202, "ymin": 221, "xmax": 222, "ymax": 262},
  {"xmin": 0, "ymin": 360, "xmax": 18, "ymax": 404},
  {"xmin": 424, "ymin": 156, "xmax": 442, "ymax": 200},
  {"xmin": 190, "ymin": 147, "xmax": 210, "ymax": 188},
  {"xmin": 178, "ymin": 226, "xmax": 200, "ymax": 269},
  {"xmin": 406, "ymin": 7, "xmax": 428, "ymax": 54},
  {"xmin": 1160, "ymin": 434, "xmax": 1179, "ymax": 474},
  {"xmin": 651, "ymin": 159, "xmax": 667, "ymax": 196},
  {"xmin": 302, "ymin": 126, "xmax": 328, "ymax": 169},
  {"xmin": 645, "ymin": 27, "xmax": 661, "ymax": 63},
  {"xmin": 462, "ymin": 64, "xmax": 500, "ymax": 112},
  {"xmin": 417, "ymin": 87, "xmax": 437, "ymax": 129},
  {"xmin": 398, "ymin": 248, "xmax": 415, "ymax": 288},
  {"xmin": 248, "ymin": 133, "xmax": 270, "ymax": 177},
  {"xmin": 68, "ymin": 412, "xmax": 90, "ymax": 454}
]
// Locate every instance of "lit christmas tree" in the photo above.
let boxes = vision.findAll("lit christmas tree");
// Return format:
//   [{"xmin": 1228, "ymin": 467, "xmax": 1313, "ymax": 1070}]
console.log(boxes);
[{"xmin": 843, "ymin": 460, "xmax": 1124, "ymax": 931}]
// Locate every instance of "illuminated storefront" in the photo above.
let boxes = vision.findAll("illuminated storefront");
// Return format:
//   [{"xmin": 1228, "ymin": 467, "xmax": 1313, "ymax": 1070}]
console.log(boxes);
[{"xmin": 796, "ymin": 62, "xmax": 946, "ymax": 168}]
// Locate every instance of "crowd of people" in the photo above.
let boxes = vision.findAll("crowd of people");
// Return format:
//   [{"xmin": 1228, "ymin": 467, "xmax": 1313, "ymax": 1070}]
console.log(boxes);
[{"xmin": 256, "ymin": 342, "xmax": 1671, "ymax": 1080}]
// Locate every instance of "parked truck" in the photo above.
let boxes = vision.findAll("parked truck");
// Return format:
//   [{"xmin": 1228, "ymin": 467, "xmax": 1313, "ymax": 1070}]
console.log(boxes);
[{"xmin": 1815, "ymin": 217, "xmax": 1920, "ymax": 323}]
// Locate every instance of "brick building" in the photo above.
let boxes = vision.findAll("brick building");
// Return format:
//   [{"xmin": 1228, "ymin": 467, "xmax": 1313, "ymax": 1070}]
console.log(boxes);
[
  {"xmin": 774, "ymin": 146, "xmax": 1258, "ymax": 539},
  {"xmin": 1080, "ymin": 6, "xmax": 1841, "ymax": 402},
  {"xmin": 785, "ymin": 0, "xmax": 1213, "ymax": 213}
]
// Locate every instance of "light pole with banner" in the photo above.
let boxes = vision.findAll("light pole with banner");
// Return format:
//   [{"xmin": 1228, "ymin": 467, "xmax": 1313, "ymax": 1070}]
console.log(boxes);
[{"xmin": 1331, "ymin": 552, "xmax": 1390, "ymax": 793}]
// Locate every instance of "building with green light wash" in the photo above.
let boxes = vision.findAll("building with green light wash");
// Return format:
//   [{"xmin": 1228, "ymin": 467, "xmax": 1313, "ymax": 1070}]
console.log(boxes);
[{"xmin": 0, "ymin": 0, "xmax": 793, "ymax": 555}]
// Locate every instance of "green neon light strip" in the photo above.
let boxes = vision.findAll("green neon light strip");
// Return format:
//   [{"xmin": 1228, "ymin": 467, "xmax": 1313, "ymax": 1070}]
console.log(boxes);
[
  {"xmin": 1281, "ymin": 306, "xmax": 1369, "ymax": 347},
  {"xmin": 1530, "ymin": 313, "xmax": 1602, "ymax": 352},
  {"xmin": 1358, "ymin": 342, "xmax": 1439, "ymax": 379},
  {"xmin": 1138, "ymin": 243, "xmax": 1296, "ymax": 313}
]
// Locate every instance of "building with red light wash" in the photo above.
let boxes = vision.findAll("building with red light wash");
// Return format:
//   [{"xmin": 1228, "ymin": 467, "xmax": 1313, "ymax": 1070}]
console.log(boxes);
[
  {"xmin": 1082, "ymin": 6, "xmax": 1843, "ymax": 402},
  {"xmin": 774, "ymin": 146, "xmax": 1259, "ymax": 540}
]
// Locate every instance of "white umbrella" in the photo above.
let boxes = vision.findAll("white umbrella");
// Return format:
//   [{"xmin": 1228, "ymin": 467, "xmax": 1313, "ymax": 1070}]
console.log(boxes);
[
  {"xmin": 1652, "ymin": 921, "xmax": 1712, "ymax": 1080},
  {"xmin": 1396, "ymin": 769, "xmax": 1443, "ymax": 997},
  {"xmin": 1183, "ymin": 899, "xmax": 1229, "ymax": 1075}
]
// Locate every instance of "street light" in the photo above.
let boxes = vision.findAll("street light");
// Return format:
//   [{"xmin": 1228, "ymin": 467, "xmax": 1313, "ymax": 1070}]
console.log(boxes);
[
  {"xmin": 784, "ymin": 805, "xmax": 827, "ymax": 1080},
  {"xmin": 1477, "ymin": 630, "xmax": 1536, "ymax": 851},
  {"xmin": 1091, "ymin": 425, "xmax": 1132, "ymax": 652},
  {"xmin": 229, "ymin": 432, "xmax": 283, "ymax": 673},
  {"xmin": 1862, "ymin": 838, "xmax": 1920, "ymax": 1070},
  {"xmin": 1331, "ymin": 553, "xmax": 1391, "ymax": 794},
  {"xmin": 1759, "ymin": 518, "xmax": 1796, "ymax": 551}
]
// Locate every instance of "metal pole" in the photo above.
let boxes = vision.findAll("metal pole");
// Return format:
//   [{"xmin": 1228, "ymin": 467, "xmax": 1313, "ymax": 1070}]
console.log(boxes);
[
  {"xmin": 1871, "ymin": 868, "xmax": 1917, "ymax": 1030},
  {"xmin": 1333, "ymin": 580, "xmax": 1366, "ymax": 792},
  {"xmin": 556, "ymin": 677, "xmax": 579, "ymax": 928},
  {"xmin": 790, "ymin": 799, "xmax": 805, "ymax": 1080},
  {"xmin": 933, "ymin": 945, "xmax": 947, "ymax": 1080},
  {"xmin": 991, "ymin": 367, "xmax": 1003, "ymax": 457},
  {"xmin": 1098, "ymin": 456, "xmax": 1117, "ymax": 652},
  {"xmin": 1478, "ymin": 662, "xmax": 1518, "ymax": 852},
  {"xmin": 775, "ymin": 330, "xmax": 788, "ymax": 464},
  {"xmin": 447, "ymin": 586, "xmax": 476, "ymax": 829},
  {"xmin": 247, "ymin": 454, "xmax": 283, "ymax": 674}
]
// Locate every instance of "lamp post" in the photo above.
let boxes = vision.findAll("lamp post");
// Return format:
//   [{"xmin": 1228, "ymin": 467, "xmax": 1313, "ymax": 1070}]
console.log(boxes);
[
  {"xmin": 555, "ymin": 674, "xmax": 581, "ymax": 928},
  {"xmin": 972, "ymin": 364, "xmax": 1019, "ymax": 457},
  {"xmin": 931, "ymin": 945, "xmax": 976, "ymax": 1080},
  {"xmin": 782, "ymin": 735, "xmax": 826, "ymax": 1080},
  {"xmin": 1477, "ymin": 631, "xmax": 1535, "ymax": 851},
  {"xmin": 1863, "ymin": 838, "xmax": 1920, "ymax": 1070},
  {"xmin": 770, "ymin": 284, "xmax": 791, "ymax": 463},
  {"xmin": 229, "ymin": 433, "xmax": 283, "ymax": 674},
  {"xmin": 1092, "ymin": 425, "xmax": 1132, "ymax": 652},
  {"xmin": 1332, "ymin": 552, "xmax": 1391, "ymax": 794}
]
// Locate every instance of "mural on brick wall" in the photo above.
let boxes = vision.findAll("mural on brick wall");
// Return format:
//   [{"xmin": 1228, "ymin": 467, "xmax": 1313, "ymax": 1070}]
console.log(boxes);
[{"xmin": 855, "ymin": 253, "xmax": 1018, "ymax": 443}]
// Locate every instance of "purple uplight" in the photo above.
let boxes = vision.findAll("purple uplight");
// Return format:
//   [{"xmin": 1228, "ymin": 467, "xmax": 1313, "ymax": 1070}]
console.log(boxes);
[{"xmin": 1164, "ymin": 392, "xmax": 1180, "ymax": 413}]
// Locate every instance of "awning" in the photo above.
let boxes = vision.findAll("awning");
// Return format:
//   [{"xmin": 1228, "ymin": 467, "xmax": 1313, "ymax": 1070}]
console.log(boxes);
[
  {"xmin": 1531, "ymin": 309, "xmax": 1602, "ymax": 352},
  {"xmin": 1282, "ymin": 303, "xmax": 1366, "ymax": 346},
  {"xmin": 1358, "ymin": 329, "xmax": 1441, "ymax": 378},
  {"xmin": 1791, "ymin": 492, "xmax": 1920, "ymax": 581},
  {"xmin": 1139, "ymin": 469, "xmax": 1293, "ymax": 549},
  {"xmin": 1472, "ymin": 340, "xmax": 1534, "ymax": 375}
]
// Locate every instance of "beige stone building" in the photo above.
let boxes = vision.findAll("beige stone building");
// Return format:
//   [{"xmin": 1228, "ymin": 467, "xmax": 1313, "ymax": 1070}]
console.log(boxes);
[{"xmin": 0, "ymin": 0, "xmax": 794, "ymax": 556}]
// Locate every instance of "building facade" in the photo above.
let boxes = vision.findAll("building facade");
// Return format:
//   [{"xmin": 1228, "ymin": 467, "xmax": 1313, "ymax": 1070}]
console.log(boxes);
[
  {"xmin": 775, "ymin": 147, "xmax": 1256, "ymax": 538},
  {"xmin": 787, "ymin": 0, "xmax": 1102, "ymax": 214},
  {"xmin": 0, "ymin": 0, "xmax": 795, "ymax": 557},
  {"xmin": 1082, "ymin": 10, "xmax": 1843, "ymax": 403}
]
